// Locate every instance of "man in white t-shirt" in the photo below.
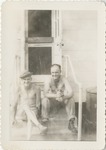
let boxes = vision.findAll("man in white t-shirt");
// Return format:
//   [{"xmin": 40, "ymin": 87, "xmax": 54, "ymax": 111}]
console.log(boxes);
[{"xmin": 41, "ymin": 64, "xmax": 77, "ymax": 134}]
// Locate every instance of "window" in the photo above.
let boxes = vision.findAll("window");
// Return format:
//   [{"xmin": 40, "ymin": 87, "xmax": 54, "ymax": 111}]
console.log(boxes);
[
  {"xmin": 28, "ymin": 47, "xmax": 52, "ymax": 75},
  {"xmin": 28, "ymin": 10, "xmax": 51, "ymax": 38},
  {"xmin": 25, "ymin": 10, "xmax": 53, "ymax": 77}
]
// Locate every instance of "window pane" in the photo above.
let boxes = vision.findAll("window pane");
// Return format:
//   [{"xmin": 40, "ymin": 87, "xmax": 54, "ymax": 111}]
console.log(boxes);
[
  {"xmin": 28, "ymin": 10, "xmax": 51, "ymax": 37},
  {"xmin": 28, "ymin": 47, "xmax": 52, "ymax": 75}
]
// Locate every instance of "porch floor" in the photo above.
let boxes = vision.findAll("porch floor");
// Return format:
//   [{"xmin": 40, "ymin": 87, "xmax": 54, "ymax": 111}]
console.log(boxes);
[{"xmin": 11, "ymin": 107, "xmax": 96, "ymax": 141}]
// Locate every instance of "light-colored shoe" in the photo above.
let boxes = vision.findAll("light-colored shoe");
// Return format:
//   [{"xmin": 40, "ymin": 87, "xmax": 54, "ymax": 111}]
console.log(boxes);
[{"xmin": 38, "ymin": 124, "xmax": 47, "ymax": 134}]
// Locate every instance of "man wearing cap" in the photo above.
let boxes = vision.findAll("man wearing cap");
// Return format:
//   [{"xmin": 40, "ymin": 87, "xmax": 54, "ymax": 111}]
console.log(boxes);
[
  {"xmin": 41, "ymin": 64, "xmax": 77, "ymax": 134},
  {"xmin": 11, "ymin": 71, "xmax": 47, "ymax": 140}
]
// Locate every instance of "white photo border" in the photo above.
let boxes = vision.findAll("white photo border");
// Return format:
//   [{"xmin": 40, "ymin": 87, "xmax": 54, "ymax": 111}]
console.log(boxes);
[{"xmin": 1, "ymin": 1, "xmax": 105, "ymax": 150}]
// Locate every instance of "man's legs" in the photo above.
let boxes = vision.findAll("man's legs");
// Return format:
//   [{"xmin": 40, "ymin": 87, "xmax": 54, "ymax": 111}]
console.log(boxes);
[
  {"xmin": 41, "ymin": 97, "xmax": 50, "ymax": 121},
  {"xmin": 27, "ymin": 118, "xmax": 32, "ymax": 140},
  {"xmin": 65, "ymin": 97, "xmax": 77, "ymax": 133},
  {"xmin": 15, "ymin": 104, "xmax": 27, "ymax": 121},
  {"xmin": 65, "ymin": 97, "xmax": 75, "ymax": 120},
  {"xmin": 23, "ymin": 105, "xmax": 47, "ymax": 136},
  {"xmin": 23, "ymin": 105, "xmax": 40, "ymax": 126}
]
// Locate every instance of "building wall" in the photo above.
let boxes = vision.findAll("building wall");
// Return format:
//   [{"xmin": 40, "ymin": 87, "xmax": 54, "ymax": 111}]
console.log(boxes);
[
  {"xmin": 3, "ymin": 8, "xmax": 97, "ymax": 103},
  {"xmin": 2, "ymin": 6, "xmax": 25, "ymax": 105},
  {"xmin": 62, "ymin": 11, "xmax": 97, "ymax": 101}
]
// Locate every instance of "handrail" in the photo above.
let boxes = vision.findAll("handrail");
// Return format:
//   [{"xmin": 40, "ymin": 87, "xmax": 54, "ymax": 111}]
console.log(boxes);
[
  {"xmin": 63, "ymin": 55, "xmax": 82, "ymax": 141},
  {"xmin": 63, "ymin": 55, "xmax": 81, "ymax": 85}
]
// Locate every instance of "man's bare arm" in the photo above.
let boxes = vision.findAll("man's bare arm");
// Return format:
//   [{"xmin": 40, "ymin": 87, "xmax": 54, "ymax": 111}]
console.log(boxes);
[
  {"xmin": 62, "ymin": 78, "xmax": 73, "ymax": 100},
  {"xmin": 36, "ymin": 87, "xmax": 41, "ymax": 110},
  {"xmin": 45, "ymin": 93, "xmax": 57, "ymax": 98}
]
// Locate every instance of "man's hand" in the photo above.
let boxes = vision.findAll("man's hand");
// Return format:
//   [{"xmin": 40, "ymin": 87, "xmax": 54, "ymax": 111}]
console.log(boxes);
[
  {"xmin": 56, "ymin": 91, "xmax": 64, "ymax": 98},
  {"xmin": 56, "ymin": 91, "xmax": 64, "ymax": 102},
  {"xmin": 11, "ymin": 118, "xmax": 17, "ymax": 127},
  {"xmin": 12, "ymin": 119, "xmax": 24, "ymax": 128},
  {"xmin": 56, "ymin": 97, "xmax": 64, "ymax": 102}
]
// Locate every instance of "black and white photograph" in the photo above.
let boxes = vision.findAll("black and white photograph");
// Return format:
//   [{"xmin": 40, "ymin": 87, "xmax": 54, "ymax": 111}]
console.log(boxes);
[{"xmin": 1, "ymin": 1, "xmax": 105, "ymax": 150}]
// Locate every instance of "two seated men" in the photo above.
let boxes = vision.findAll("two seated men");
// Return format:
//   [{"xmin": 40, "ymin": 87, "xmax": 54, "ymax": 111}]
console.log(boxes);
[{"xmin": 12, "ymin": 64, "xmax": 77, "ymax": 139}]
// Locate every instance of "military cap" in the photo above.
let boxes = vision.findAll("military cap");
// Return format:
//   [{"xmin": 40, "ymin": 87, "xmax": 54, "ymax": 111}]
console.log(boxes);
[{"xmin": 20, "ymin": 70, "xmax": 33, "ymax": 79}]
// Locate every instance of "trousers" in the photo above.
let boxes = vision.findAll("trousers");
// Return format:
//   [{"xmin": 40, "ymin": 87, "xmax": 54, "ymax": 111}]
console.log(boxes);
[
  {"xmin": 41, "ymin": 97, "xmax": 76, "ymax": 121},
  {"xmin": 16, "ymin": 103, "xmax": 40, "ymax": 125}
]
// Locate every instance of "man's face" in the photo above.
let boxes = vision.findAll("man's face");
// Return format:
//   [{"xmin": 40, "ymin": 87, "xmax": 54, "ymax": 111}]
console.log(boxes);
[
  {"xmin": 22, "ymin": 76, "xmax": 32, "ymax": 87},
  {"xmin": 51, "ymin": 66, "xmax": 61, "ymax": 81}
]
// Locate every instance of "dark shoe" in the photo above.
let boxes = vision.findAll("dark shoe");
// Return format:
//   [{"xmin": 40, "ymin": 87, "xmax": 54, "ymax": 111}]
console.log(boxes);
[{"xmin": 68, "ymin": 118, "xmax": 78, "ymax": 134}]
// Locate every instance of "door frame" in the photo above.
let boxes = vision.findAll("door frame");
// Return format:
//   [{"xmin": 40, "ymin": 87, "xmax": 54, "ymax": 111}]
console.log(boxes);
[{"xmin": 24, "ymin": 10, "xmax": 62, "ymax": 82}]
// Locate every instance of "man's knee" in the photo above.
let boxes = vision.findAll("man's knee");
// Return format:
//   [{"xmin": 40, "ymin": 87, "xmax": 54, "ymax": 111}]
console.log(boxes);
[
  {"xmin": 68, "ymin": 97, "xmax": 75, "ymax": 103},
  {"xmin": 64, "ymin": 97, "xmax": 74, "ymax": 104}
]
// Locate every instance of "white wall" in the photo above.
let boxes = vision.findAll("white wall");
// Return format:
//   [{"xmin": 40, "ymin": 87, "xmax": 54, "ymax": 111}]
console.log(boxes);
[
  {"xmin": 62, "ymin": 11, "xmax": 97, "ymax": 100},
  {"xmin": 2, "ymin": 8, "xmax": 97, "ymax": 103},
  {"xmin": 2, "ymin": 5, "xmax": 25, "ymax": 105}
]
